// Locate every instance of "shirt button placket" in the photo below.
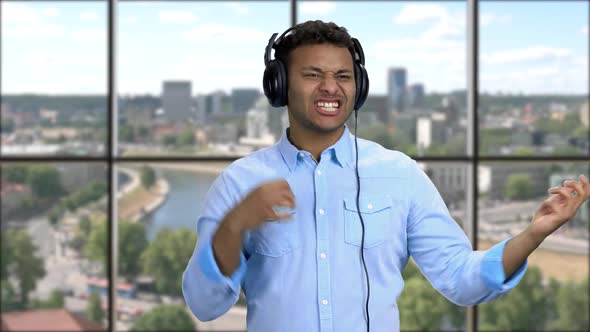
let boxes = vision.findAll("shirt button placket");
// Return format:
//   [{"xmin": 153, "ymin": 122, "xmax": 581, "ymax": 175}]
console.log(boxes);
[{"xmin": 315, "ymin": 163, "xmax": 332, "ymax": 331}]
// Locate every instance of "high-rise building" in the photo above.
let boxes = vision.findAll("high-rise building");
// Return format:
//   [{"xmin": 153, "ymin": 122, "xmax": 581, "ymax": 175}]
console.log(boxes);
[
  {"xmin": 387, "ymin": 68, "xmax": 407, "ymax": 112},
  {"xmin": 162, "ymin": 81, "xmax": 192, "ymax": 122},
  {"xmin": 232, "ymin": 88, "xmax": 260, "ymax": 113},
  {"xmin": 409, "ymin": 83, "xmax": 425, "ymax": 108}
]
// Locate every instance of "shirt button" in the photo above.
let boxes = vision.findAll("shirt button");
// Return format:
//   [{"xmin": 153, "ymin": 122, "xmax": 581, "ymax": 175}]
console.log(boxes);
[
  {"xmin": 320, "ymin": 253, "xmax": 327, "ymax": 259},
  {"xmin": 322, "ymin": 299, "xmax": 328, "ymax": 305},
  {"xmin": 367, "ymin": 203, "xmax": 373, "ymax": 209},
  {"xmin": 316, "ymin": 169, "xmax": 322, "ymax": 175},
  {"xmin": 298, "ymin": 152, "xmax": 305, "ymax": 158},
  {"xmin": 319, "ymin": 209, "xmax": 325, "ymax": 215}
]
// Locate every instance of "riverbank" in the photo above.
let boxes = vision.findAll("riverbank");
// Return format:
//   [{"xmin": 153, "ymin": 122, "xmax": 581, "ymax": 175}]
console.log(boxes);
[
  {"xmin": 152, "ymin": 162, "xmax": 231, "ymax": 176},
  {"xmin": 117, "ymin": 167, "xmax": 170, "ymax": 223}
]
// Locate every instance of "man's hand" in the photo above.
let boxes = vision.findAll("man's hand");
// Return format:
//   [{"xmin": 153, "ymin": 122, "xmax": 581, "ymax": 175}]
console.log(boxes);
[
  {"xmin": 230, "ymin": 179, "xmax": 296, "ymax": 232},
  {"xmin": 527, "ymin": 174, "xmax": 590, "ymax": 244},
  {"xmin": 212, "ymin": 179, "xmax": 295, "ymax": 276}
]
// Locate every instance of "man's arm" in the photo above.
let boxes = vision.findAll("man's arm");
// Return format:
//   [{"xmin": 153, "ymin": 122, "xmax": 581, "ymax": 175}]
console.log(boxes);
[{"xmin": 502, "ymin": 175, "xmax": 589, "ymax": 280}]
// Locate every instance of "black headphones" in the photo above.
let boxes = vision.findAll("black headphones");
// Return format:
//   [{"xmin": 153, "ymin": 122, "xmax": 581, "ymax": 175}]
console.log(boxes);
[{"xmin": 263, "ymin": 26, "xmax": 370, "ymax": 111}]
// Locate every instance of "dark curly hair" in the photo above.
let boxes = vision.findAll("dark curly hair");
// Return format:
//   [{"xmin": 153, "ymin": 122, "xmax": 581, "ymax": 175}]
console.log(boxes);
[{"xmin": 274, "ymin": 20, "xmax": 354, "ymax": 70}]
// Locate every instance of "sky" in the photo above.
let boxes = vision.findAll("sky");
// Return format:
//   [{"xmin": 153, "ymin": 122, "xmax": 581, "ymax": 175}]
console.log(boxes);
[{"xmin": 1, "ymin": 1, "xmax": 588, "ymax": 96}]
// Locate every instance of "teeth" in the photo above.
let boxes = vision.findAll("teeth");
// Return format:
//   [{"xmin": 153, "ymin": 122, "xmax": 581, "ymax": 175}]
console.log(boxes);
[{"xmin": 317, "ymin": 101, "xmax": 339, "ymax": 108}]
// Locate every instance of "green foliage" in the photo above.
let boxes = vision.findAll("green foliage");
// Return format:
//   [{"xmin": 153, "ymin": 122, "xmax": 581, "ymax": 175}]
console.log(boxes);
[
  {"xmin": 130, "ymin": 304, "xmax": 195, "ymax": 331},
  {"xmin": 120, "ymin": 124, "xmax": 136, "ymax": 142},
  {"xmin": 161, "ymin": 135, "xmax": 176, "ymax": 146},
  {"xmin": 2, "ymin": 165, "xmax": 29, "ymax": 183},
  {"xmin": 479, "ymin": 267, "xmax": 548, "ymax": 331},
  {"xmin": 28, "ymin": 165, "xmax": 64, "ymax": 199},
  {"xmin": 504, "ymin": 173, "xmax": 532, "ymax": 200},
  {"xmin": 140, "ymin": 165, "xmax": 156, "ymax": 190},
  {"xmin": 141, "ymin": 229, "xmax": 197, "ymax": 296},
  {"xmin": 0, "ymin": 229, "xmax": 46, "ymax": 309},
  {"xmin": 32, "ymin": 289, "xmax": 65, "ymax": 309},
  {"xmin": 548, "ymin": 278, "xmax": 589, "ymax": 330},
  {"xmin": 87, "ymin": 291, "xmax": 104, "ymax": 325},
  {"xmin": 85, "ymin": 220, "xmax": 108, "ymax": 274},
  {"xmin": 511, "ymin": 147, "xmax": 535, "ymax": 156},
  {"xmin": 356, "ymin": 123, "xmax": 409, "ymax": 150},
  {"xmin": 177, "ymin": 129, "xmax": 195, "ymax": 146},
  {"xmin": 119, "ymin": 221, "xmax": 148, "ymax": 279},
  {"xmin": 480, "ymin": 128, "xmax": 512, "ymax": 154},
  {"xmin": 59, "ymin": 181, "xmax": 107, "ymax": 212}
]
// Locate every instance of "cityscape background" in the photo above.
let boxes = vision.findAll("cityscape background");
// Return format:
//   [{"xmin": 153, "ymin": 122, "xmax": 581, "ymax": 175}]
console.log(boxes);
[{"xmin": 1, "ymin": 1, "xmax": 589, "ymax": 332}]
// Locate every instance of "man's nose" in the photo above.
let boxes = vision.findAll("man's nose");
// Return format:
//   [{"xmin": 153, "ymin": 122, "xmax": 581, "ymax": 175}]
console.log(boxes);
[{"xmin": 318, "ymin": 75, "xmax": 339, "ymax": 95}]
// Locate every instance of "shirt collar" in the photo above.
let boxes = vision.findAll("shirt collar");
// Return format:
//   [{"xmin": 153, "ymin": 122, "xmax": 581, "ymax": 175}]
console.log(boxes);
[{"xmin": 277, "ymin": 125, "xmax": 353, "ymax": 172}]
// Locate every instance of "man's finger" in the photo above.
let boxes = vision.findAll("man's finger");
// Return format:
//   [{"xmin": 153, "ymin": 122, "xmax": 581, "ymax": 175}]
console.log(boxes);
[{"xmin": 563, "ymin": 180, "xmax": 584, "ymax": 200}]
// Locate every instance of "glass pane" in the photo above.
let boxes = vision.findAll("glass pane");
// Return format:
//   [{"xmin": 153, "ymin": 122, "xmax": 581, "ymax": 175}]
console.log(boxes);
[
  {"xmin": 115, "ymin": 162, "xmax": 245, "ymax": 331},
  {"xmin": 117, "ymin": 1, "xmax": 289, "ymax": 157},
  {"xmin": 0, "ymin": 1, "xmax": 108, "ymax": 157},
  {"xmin": 479, "ymin": 1, "xmax": 589, "ymax": 156},
  {"xmin": 1, "ymin": 162, "xmax": 108, "ymax": 330},
  {"xmin": 299, "ymin": 1, "xmax": 468, "ymax": 157},
  {"xmin": 477, "ymin": 162, "xmax": 589, "ymax": 331}
]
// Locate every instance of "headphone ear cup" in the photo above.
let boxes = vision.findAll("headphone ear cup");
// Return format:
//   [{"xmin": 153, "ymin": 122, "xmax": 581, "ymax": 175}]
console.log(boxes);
[
  {"xmin": 263, "ymin": 59, "xmax": 288, "ymax": 107},
  {"xmin": 354, "ymin": 63, "xmax": 369, "ymax": 111}
]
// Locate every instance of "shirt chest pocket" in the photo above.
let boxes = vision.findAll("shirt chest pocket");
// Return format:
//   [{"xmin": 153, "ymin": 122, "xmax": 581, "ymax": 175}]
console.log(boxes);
[
  {"xmin": 252, "ymin": 211, "xmax": 300, "ymax": 257},
  {"xmin": 343, "ymin": 195, "xmax": 393, "ymax": 248}
]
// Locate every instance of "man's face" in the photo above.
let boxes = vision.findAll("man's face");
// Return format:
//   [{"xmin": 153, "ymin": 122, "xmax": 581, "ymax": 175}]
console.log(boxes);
[{"xmin": 286, "ymin": 43, "xmax": 356, "ymax": 134}]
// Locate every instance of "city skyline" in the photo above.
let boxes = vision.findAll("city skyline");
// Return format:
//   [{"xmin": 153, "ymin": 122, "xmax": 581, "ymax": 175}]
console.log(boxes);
[{"xmin": 1, "ymin": 1, "xmax": 588, "ymax": 95}]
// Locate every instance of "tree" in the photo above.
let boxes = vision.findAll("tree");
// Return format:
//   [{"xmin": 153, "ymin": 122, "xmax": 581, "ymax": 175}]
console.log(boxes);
[
  {"xmin": 141, "ymin": 229, "xmax": 197, "ymax": 296},
  {"xmin": 130, "ymin": 304, "xmax": 195, "ymax": 331},
  {"xmin": 119, "ymin": 221, "xmax": 148, "ymax": 280},
  {"xmin": 504, "ymin": 173, "xmax": 532, "ymax": 200},
  {"xmin": 176, "ymin": 129, "xmax": 195, "ymax": 146},
  {"xmin": 0, "ymin": 229, "xmax": 46, "ymax": 309},
  {"xmin": 85, "ymin": 220, "xmax": 108, "ymax": 274},
  {"xmin": 33, "ymin": 288, "xmax": 64, "ymax": 309},
  {"xmin": 479, "ymin": 266, "xmax": 549, "ymax": 331},
  {"xmin": 2, "ymin": 165, "xmax": 29, "ymax": 183},
  {"xmin": 28, "ymin": 165, "xmax": 64, "ymax": 199},
  {"xmin": 548, "ymin": 278, "xmax": 589, "ymax": 330},
  {"xmin": 87, "ymin": 291, "xmax": 104, "ymax": 325},
  {"xmin": 140, "ymin": 165, "xmax": 156, "ymax": 190}
]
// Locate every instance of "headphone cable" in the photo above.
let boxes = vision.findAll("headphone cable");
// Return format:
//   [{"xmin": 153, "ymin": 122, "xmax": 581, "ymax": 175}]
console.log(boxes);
[{"xmin": 354, "ymin": 109, "xmax": 370, "ymax": 332}]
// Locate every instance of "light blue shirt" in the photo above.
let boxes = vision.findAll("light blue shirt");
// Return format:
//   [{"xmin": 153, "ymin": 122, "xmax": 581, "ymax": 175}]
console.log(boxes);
[{"xmin": 182, "ymin": 125, "xmax": 527, "ymax": 332}]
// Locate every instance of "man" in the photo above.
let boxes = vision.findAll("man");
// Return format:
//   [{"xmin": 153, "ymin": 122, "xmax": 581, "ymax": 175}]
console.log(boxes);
[{"xmin": 182, "ymin": 20, "xmax": 589, "ymax": 332}]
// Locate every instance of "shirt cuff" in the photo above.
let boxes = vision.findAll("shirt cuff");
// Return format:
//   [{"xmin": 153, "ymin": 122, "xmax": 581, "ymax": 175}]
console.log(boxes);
[
  {"xmin": 198, "ymin": 239, "xmax": 247, "ymax": 294},
  {"xmin": 481, "ymin": 238, "xmax": 528, "ymax": 291}
]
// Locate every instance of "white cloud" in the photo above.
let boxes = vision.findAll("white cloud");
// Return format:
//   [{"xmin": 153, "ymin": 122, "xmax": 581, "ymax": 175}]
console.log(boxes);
[
  {"xmin": 183, "ymin": 23, "xmax": 266, "ymax": 43},
  {"xmin": 124, "ymin": 16, "xmax": 138, "ymax": 24},
  {"xmin": 300, "ymin": 1, "xmax": 337, "ymax": 16},
  {"xmin": 42, "ymin": 7, "xmax": 59, "ymax": 17},
  {"xmin": 22, "ymin": 50, "xmax": 102, "ymax": 67},
  {"xmin": 223, "ymin": 2, "xmax": 249, "ymax": 16},
  {"xmin": 2, "ymin": 4, "xmax": 65, "ymax": 38},
  {"xmin": 582, "ymin": 25, "xmax": 589, "ymax": 35},
  {"xmin": 480, "ymin": 13, "xmax": 512, "ymax": 28},
  {"xmin": 80, "ymin": 11, "xmax": 99, "ymax": 22},
  {"xmin": 70, "ymin": 28, "xmax": 106, "ymax": 42},
  {"xmin": 394, "ymin": 4, "xmax": 449, "ymax": 25},
  {"xmin": 159, "ymin": 10, "xmax": 198, "ymax": 24},
  {"xmin": 482, "ymin": 46, "xmax": 573, "ymax": 65}
]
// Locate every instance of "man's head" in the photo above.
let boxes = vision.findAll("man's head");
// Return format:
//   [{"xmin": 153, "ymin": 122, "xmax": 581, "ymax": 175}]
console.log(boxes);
[{"xmin": 271, "ymin": 20, "xmax": 359, "ymax": 135}]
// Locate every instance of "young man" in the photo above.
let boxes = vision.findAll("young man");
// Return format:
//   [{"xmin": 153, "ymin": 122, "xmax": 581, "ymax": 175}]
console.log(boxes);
[{"xmin": 182, "ymin": 20, "xmax": 589, "ymax": 332}]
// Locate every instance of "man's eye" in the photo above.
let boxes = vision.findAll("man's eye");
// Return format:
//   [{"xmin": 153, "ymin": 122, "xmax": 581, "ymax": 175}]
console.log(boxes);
[
  {"xmin": 304, "ymin": 73, "xmax": 320, "ymax": 78},
  {"xmin": 338, "ymin": 75, "xmax": 352, "ymax": 80}
]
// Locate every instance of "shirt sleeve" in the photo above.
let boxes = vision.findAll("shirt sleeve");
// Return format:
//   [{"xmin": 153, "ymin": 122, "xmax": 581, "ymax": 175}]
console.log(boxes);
[
  {"xmin": 481, "ymin": 238, "xmax": 528, "ymax": 291},
  {"xmin": 406, "ymin": 161, "xmax": 527, "ymax": 306},
  {"xmin": 182, "ymin": 171, "xmax": 249, "ymax": 321}
]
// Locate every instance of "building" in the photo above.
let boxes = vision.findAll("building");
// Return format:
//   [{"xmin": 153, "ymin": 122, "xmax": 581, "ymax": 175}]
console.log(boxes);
[
  {"xmin": 580, "ymin": 102, "xmax": 589, "ymax": 128},
  {"xmin": 417, "ymin": 112, "xmax": 447, "ymax": 152},
  {"xmin": 422, "ymin": 163, "xmax": 467, "ymax": 206},
  {"xmin": 231, "ymin": 88, "xmax": 260, "ymax": 114},
  {"xmin": 409, "ymin": 83, "xmax": 425, "ymax": 108},
  {"xmin": 162, "ymin": 81, "xmax": 192, "ymax": 122},
  {"xmin": 387, "ymin": 68, "xmax": 407, "ymax": 113},
  {"xmin": 1, "ymin": 309, "xmax": 102, "ymax": 331},
  {"xmin": 56, "ymin": 164, "xmax": 106, "ymax": 193},
  {"xmin": 196, "ymin": 91, "xmax": 224, "ymax": 119},
  {"xmin": 240, "ymin": 97, "xmax": 276, "ymax": 149}
]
